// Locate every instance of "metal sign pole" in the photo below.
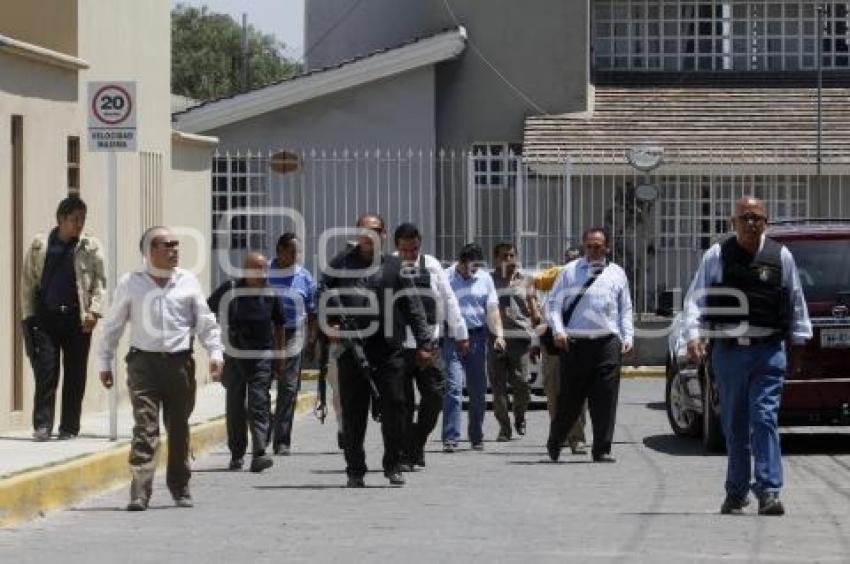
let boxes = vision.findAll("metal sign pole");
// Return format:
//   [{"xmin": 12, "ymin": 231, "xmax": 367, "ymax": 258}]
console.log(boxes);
[{"xmin": 108, "ymin": 151, "xmax": 119, "ymax": 441}]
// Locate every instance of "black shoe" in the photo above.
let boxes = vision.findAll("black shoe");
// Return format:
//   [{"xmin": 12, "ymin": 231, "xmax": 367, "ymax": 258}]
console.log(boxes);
[
  {"xmin": 592, "ymin": 453, "xmax": 616, "ymax": 463},
  {"xmin": 250, "ymin": 455, "xmax": 273, "ymax": 473},
  {"xmin": 413, "ymin": 455, "xmax": 426, "ymax": 468},
  {"xmin": 398, "ymin": 463, "xmax": 415, "ymax": 473},
  {"xmin": 385, "ymin": 471, "xmax": 406, "ymax": 486},
  {"xmin": 471, "ymin": 441, "xmax": 485, "ymax": 451},
  {"xmin": 228, "ymin": 458, "xmax": 244, "ymax": 471},
  {"xmin": 514, "ymin": 418, "xmax": 526, "ymax": 436},
  {"xmin": 496, "ymin": 430, "xmax": 511, "ymax": 442},
  {"xmin": 337, "ymin": 432, "xmax": 345, "ymax": 450},
  {"xmin": 547, "ymin": 442, "xmax": 561, "ymax": 462},
  {"xmin": 126, "ymin": 498, "xmax": 148, "ymax": 512},
  {"xmin": 273, "ymin": 444, "xmax": 291, "ymax": 456},
  {"xmin": 174, "ymin": 494, "xmax": 194, "ymax": 508},
  {"xmin": 347, "ymin": 475, "xmax": 365, "ymax": 488},
  {"xmin": 758, "ymin": 493, "xmax": 785, "ymax": 516},
  {"xmin": 720, "ymin": 494, "xmax": 750, "ymax": 515},
  {"xmin": 57, "ymin": 430, "xmax": 77, "ymax": 440},
  {"xmin": 33, "ymin": 428, "xmax": 50, "ymax": 442}
]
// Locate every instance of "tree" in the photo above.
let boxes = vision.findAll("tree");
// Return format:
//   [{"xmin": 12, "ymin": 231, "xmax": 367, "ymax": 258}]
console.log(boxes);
[{"xmin": 171, "ymin": 4, "xmax": 301, "ymax": 103}]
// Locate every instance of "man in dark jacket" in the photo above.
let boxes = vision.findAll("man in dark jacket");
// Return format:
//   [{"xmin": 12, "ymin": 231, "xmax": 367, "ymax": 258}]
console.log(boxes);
[
  {"xmin": 208, "ymin": 252, "xmax": 285, "ymax": 473},
  {"xmin": 319, "ymin": 213, "xmax": 436, "ymax": 487}
]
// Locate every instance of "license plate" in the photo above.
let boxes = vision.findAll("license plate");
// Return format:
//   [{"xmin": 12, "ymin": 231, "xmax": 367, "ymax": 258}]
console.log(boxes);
[{"xmin": 820, "ymin": 328, "xmax": 850, "ymax": 349}]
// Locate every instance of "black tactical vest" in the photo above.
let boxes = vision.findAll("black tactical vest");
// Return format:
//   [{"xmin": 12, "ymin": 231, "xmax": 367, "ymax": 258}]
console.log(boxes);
[
  {"xmin": 407, "ymin": 255, "xmax": 438, "ymax": 325},
  {"xmin": 703, "ymin": 235, "xmax": 790, "ymax": 332}
]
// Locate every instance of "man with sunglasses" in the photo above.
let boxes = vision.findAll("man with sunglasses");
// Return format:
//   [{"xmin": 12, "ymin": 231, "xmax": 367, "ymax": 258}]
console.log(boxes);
[
  {"xmin": 683, "ymin": 196, "xmax": 811, "ymax": 516},
  {"xmin": 319, "ymin": 214, "xmax": 435, "ymax": 487},
  {"xmin": 98, "ymin": 226, "xmax": 223, "ymax": 511}
]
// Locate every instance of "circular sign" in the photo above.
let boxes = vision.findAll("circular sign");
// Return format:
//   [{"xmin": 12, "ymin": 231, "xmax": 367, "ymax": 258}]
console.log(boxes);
[
  {"xmin": 91, "ymin": 84, "xmax": 133, "ymax": 125},
  {"xmin": 635, "ymin": 184, "xmax": 659, "ymax": 202}
]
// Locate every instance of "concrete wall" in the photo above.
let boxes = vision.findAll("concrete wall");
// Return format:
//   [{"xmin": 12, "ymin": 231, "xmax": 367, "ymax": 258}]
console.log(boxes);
[
  {"xmin": 304, "ymin": 0, "xmax": 592, "ymax": 149},
  {"xmin": 0, "ymin": 0, "xmax": 78, "ymax": 55},
  {"xmin": 427, "ymin": 0, "xmax": 590, "ymax": 148},
  {"xmin": 0, "ymin": 55, "xmax": 81, "ymax": 431},
  {"xmin": 205, "ymin": 67, "xmax": 437, "ymax": 152},
  {"xmin": 0, "ymin": 0, "xmax": 214, "ymax": 431},
  {"xmin": 305, "ymin": 0, "xmax": 434, "ymax": 71}
]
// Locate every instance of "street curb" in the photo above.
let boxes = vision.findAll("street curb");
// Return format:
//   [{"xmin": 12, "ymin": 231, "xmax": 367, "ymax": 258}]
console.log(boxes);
[
  {"xmin": 622, "ymin": 366, "xmax": 665, "ymax": 379},
  {"xmin": 0, "ymin": 391, "xmax": 316, "ymax": 528},
  {"xmin": 300, "ymin": 368, "xmax": 665, "ymax": 380}
]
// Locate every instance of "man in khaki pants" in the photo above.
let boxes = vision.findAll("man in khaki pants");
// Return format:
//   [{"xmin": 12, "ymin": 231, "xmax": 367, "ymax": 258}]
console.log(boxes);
[{"xmin": 98, "ymin": 226, "xmax": 223, "ymax": 511}]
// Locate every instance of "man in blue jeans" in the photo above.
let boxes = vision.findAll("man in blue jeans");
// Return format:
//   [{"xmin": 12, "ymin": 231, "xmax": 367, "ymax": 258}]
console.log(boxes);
[
  {"xmin": 683, "ymin": 196, "xmax": 811, "ymax": 516},
  {"xmin": 443, "ymin": 243, "xmax": 505, "ymax": 451},
  {"xmin": 268, "ymin": 233, "xmax": 318, "ymax": 455}
]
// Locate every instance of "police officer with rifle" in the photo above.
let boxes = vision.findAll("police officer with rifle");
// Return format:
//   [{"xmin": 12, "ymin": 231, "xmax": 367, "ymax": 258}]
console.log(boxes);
[{"xmin": 319, "ymin": 213, "xmax": 435, "ymax": 488}]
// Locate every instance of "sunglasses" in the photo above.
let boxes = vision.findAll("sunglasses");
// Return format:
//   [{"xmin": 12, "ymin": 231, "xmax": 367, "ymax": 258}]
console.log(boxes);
[
  {"xmin": 153, "ymin": 239, "xmax": 180, "ymax": 249},
  {"xmin": 736, "ymin": 213, "xmax": 767, "ymax": 224}
]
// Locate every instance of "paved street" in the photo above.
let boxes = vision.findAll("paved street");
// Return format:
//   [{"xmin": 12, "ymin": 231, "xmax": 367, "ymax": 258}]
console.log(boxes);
[{"xmin": 2, "ymin": 379, "xmax": 850, "ymax": 563}]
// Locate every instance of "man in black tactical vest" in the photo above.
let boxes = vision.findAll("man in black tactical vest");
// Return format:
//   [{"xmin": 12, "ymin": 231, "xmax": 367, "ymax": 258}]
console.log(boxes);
[
  {"xmin": 319, "ymin": 214, "xmax": 436, "ymax": 487},
  {"xmin": 683, "ymin": 196, "xmax": 812, "ymax": 516}
]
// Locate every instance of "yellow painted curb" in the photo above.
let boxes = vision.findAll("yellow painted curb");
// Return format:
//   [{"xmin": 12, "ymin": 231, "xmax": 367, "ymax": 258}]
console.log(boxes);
[
  {"xmin": 0, "ymin": 391, "xmax": 317, "ymax": 528},
  {"xmin": 622, "ymin": 367, "xmax": 665, "ymax": 379}
]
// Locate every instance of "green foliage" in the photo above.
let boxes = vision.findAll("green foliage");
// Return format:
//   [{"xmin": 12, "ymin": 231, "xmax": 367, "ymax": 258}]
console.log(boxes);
[{"xmin": 171, "ymin": 4, "xmax": 301, "ymax": 102}]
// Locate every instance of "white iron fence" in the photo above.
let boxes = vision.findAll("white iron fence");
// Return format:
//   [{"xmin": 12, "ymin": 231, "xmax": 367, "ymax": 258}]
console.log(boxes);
[{"xmin": 211, "ymin": 148, "xmax": 850, "ymax": 314}]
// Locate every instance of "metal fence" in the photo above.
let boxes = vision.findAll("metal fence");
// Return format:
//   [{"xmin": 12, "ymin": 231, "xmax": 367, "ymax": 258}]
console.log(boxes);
[{"xmin": 211, "ymin": 148, "xmax": 850, "ymax": 314}]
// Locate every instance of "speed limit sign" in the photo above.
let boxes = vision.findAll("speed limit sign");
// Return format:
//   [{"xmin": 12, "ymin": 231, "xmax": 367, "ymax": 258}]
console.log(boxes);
[{"xmin": 87, "ymin": 81, "xmax": 137, "ymax": 151}]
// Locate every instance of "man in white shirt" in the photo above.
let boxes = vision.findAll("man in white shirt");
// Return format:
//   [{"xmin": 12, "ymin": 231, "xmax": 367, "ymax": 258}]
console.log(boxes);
[
  {"xmin": 98, "ymin": 226, "xmax": 223, "ymax": 511},
  {"xmin": 545, "ymin": 227, "xmax": 634, "ymax": 463},
  {"xmin": 394, "ymin": 223, "xmax": 468, "ymax": 470}
]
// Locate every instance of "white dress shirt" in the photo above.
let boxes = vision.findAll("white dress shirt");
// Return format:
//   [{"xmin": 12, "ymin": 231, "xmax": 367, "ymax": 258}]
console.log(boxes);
[
  {"xmin": 396, "ymin": 252, "xmax": 469, "ymax": 348},
  {"xmin": 545, "ymin": 258, "xmax": 634, "ymax": 346},
  {"xmin": 682, "ymin": 235, "xmax": 812, "ymax": 344},
  {"xmin": 97, "ymin": 268, "xmax": 223, "ymax": 371}
]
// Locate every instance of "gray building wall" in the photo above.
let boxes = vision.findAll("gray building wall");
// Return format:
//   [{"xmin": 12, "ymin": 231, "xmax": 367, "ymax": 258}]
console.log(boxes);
[
  {"xmin": 205, "ymin": 67, "xmax": 436, "ymax": 152},
  {"xmin": 305, "ymin": 0, "xmax": 592, "ymax": 149}
]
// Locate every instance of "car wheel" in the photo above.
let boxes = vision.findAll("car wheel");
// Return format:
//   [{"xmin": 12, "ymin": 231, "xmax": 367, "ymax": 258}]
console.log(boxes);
[
  {"xmin": 665, "ymin": 355, "xmax": 701, "ymax": 437},
  {"xmin": 701, "ymin": 363, "xmax": 725, "ymax": 453}
]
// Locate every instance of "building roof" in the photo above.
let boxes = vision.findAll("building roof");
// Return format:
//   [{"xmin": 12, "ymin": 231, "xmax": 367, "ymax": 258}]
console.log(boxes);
[
  {"xmin": 523, "ymin": 85, "xmax": 850, "ymax": 167},
  {"xmin": 173, "ymin": 26, "xmax": 467, "ymax": 134}
]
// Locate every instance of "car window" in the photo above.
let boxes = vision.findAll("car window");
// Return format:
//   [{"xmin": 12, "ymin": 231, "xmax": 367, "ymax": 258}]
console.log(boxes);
[{"xmin": 784, "ymin": 239, "xmax": 850, "ymax": 303}]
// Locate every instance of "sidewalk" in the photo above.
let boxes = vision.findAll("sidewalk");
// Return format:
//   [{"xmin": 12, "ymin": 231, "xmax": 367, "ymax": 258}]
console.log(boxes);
[{"xmin": 0, "ymin": 382, "xmax": 316, "ymax": 527}]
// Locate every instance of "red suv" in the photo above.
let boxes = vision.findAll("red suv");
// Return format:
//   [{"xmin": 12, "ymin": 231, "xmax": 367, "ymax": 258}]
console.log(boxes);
[{"xmin": 665, "ymin": 222, "xmax": 850, "ymax": 451}]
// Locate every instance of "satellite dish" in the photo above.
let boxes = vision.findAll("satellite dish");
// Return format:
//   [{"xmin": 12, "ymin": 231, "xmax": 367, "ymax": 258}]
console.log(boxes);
[
  {"xmin": 269, "ymin": 150, "xmax": 300, "ymax": 174},
  {"xmin": 626, "ymin": 146, "xmax": 664, "ymax": 172}
]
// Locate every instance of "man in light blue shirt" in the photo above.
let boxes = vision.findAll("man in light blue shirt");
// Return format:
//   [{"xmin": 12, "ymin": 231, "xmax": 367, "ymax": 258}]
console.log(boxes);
[
  {"xmin": 268, "ymin": 233, "xmax": 318, "ymax": 455},
  {"xmin": 545, "ymin": 227, "xmax": 633, "ymax": 464},
  {"xmin": 443, "ymin": 243, "xmax": 506, "ymax": 451},
  {"xmin": 682, "ymin": 196, "xmax": 812, "ymax": 516}
]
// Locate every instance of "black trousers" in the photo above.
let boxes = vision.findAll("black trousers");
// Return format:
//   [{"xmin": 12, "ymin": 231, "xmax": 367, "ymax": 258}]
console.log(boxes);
[
  {"xmin": 271, "ymin": 351, "xmax": 303, "ymax": 449},
  {"xmin": 223, "ymin": 356, "xmax": 273, "ymax": 459},
  {"xmin": 401, "ymin": 348, "xmax": 445, "ymax": 463},
  {"xmin": 547, "ymin": 335, "xmax": 622, "ymax": 457},
  {"xmin": 25, "ymin": 310, "xmax": 91, "ymax": 435},
  {"xmin": 337, "ymin": 342, "xmax": 406, "ymax": 477}
]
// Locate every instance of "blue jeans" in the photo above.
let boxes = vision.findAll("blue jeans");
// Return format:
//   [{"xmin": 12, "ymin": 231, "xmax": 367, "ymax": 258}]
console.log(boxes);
[
  {"xmin": 712, "ymin": 339, "xmax": 786, "ymax": 498},
  {"xmin": 442, "ymin": 329, "xmax": 488, "ymax": 444}
]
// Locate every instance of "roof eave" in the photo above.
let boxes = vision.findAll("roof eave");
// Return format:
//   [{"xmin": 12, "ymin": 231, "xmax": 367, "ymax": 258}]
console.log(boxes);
[
  {"xmin": 0, "ymin": 33, "xmax": 89, "ymax": 71},
  {"xmin": 174, "ymin": 27, "xmax": 467, "ymax": 134}
]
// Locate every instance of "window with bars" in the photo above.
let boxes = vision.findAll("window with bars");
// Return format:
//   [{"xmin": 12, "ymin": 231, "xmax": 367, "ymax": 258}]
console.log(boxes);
[
  {"xmin": 67, "ymin": 136, "xmax": 80, "ymax": 196},
  {"xmin": 593, "ymin": 0, "xmax": 850, "ymax": 72},
  {"xmin": 656, "ymin": 174, "xmax": 809, "ymax": 249},
  {"xmin": 471, "ymin": 143, "xmax": 522, "ymax": 189},
  {"xmin": 212, "ymin": 156, "xmax": 269, "ymax": 250}
]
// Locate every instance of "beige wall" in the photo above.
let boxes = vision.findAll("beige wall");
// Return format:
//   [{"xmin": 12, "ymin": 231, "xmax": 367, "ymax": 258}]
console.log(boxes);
[
  {"xmin": 0, "ymin": 53, "xmax": 81, "ymax": 431},
  {"xmin": 0, "ymin": 0, "xmax": 78, "ymax": 55},
  {"xmin": 0, "ymin": 0, "xmax": 215, "ymax": 431}
]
